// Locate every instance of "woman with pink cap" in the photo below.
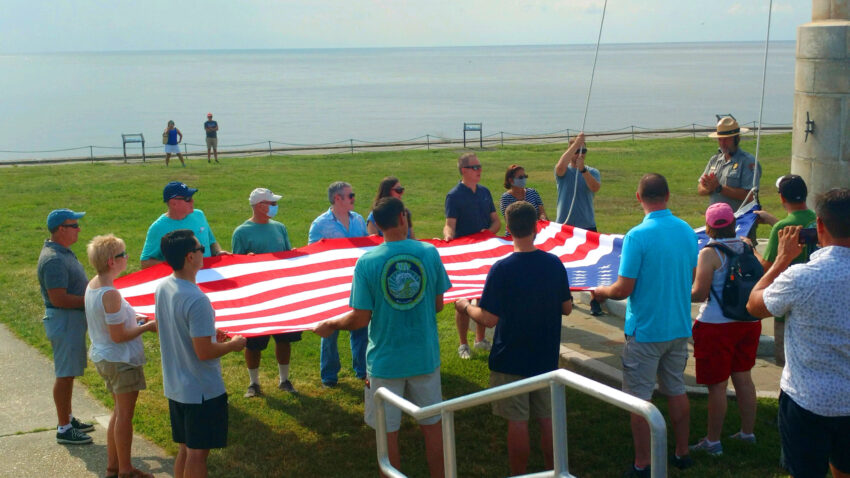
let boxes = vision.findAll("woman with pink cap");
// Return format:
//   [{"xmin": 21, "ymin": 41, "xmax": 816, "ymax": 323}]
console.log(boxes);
[{"xmin": 688, "ymin": 202, "xmax": 761, "ymax": 456}]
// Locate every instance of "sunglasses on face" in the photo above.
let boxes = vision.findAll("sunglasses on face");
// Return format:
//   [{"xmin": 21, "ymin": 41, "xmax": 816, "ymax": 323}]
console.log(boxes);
[
  {"xmin": 463, "ymin": 165, "xmax": 482, "ymax": 171},
  {"xmin": 60, "ymin": 223, "xmax": 80, "ymax": 229},
  {"xmin": 576, "ymin": 148, "xmax": 588, "ymax": 155},
  {"xmin": 191, "ymin": 245, "xmax": 206, "ymax": 254},
  {"xmin": 114, "ymin": 251, "xmax": 128, "ymax": 259},
  {"xmin": 171, "ymin": 196, "xmax": 194, "ymax": 202},
  {"xmin": 515, "ymin": 175, "xmax": 529, "ymax": 179},
  {"xmin": 392, "ymin": 187, "xmax": 405, "ymax": 193}
]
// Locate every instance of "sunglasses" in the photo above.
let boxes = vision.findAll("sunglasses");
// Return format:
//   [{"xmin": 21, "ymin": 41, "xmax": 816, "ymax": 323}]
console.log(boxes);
[
  {"xmin": 576, "ymin": 148, "xmax": 588, "ymax": 155},
  {"xmin": 463, "ymin": 165, "xmax": 482, "ymax": 171},
  {"xmin": 191, "ymin": 245, "xmax": 206, "ymax": 254},
  {"xmin": 170, "ymin": 196, "xmax": 194, "ymax": 202},
  {"xmin": 515, "ymin": 175, "xmax": 529, "ymax": 179},
  {"xmin": 60, "ymin": 223, "xmax": 80, "ymax": 229},
  {"xmin": 392, "ymin": 187, "xmax": 405, "ymax": 193},
  {"xmin": 114, "ymin": 251, "xmax": 128, "ymax": 259}
]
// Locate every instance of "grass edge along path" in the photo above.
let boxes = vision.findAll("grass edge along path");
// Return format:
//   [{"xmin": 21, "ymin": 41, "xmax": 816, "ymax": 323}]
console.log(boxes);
[{"xmin": 0, "ymin": 134, "xmax": 793, "ymax": 477}]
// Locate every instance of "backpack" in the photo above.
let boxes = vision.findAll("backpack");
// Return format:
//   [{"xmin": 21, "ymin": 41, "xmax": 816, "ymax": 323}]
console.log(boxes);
[{"xmin": 705, "ymin": 242, "xmax": 764, "ymax": 322}]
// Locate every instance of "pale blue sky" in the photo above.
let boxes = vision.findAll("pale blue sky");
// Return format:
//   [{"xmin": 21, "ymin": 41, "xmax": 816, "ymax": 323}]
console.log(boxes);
[{"xmin": 1, "ymin": 0, "xmax": 808, "ymax": 53}]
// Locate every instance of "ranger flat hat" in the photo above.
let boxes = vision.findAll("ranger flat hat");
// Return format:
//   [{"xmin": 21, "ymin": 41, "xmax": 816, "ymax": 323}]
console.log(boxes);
[{"xmin": 708, "ymin": 116, "xmax": 750, "ymax": 138}]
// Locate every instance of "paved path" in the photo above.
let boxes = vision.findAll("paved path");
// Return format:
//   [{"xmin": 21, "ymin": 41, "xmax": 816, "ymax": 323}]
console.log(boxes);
[{"xmin": 0, "ymin": 323, "xmax": 173, "ymax": 477}]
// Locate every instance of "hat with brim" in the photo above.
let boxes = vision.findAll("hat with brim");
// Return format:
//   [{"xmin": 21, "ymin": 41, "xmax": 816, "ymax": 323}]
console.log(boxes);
[
  {"xmin": 47, "ymin": 209, "xmax": 86, "ymax": 230},
  {"xmin": 708, "ymin": 116, "xmax": 750, "ymax": 138},
  {"xmin": 705, "ymin": 202, "xmax": 735, "ymax": 229},
  {"xmin": 249, "ymin": 188, "xmax": 282, "ymax": 205},
  {"xmin": 163, "ymin": 181, "xmax": 198, "ymax": 202}
]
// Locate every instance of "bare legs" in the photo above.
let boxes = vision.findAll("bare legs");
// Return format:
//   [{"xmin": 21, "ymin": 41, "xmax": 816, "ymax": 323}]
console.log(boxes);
[
  {"xmin": 454, "ymin": 309, "xmax": 485, "ymax": 347},
  {"xmin": 53, "ymin": 376, "xmax": 74, "ymax": 426},
  {"xmin": 164, "ymin": 153, "xmax": 186, "ymax": 167},
  {"xmin": 106, "ymin": 391, "xmax": 140, "ymax": 474},
  {"xmin": 632, "ymin": 393, "xmax": 689, "ymax": 468},
  {"xmin": 383, "ymin": 422, "xmax": 444, "ymax": 478},
  {"xmin": 175, "ymin": 444, "xmax": 210, "ymax": 478}
]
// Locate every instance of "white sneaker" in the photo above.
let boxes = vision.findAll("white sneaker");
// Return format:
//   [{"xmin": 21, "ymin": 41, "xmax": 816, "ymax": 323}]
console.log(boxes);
[
  {"xmin": 474, "ymin": 339, "xmax": 492, "ymax": 351},
  {"xmin": 457, "ymin": 344, "xmax": 471, "ymax": 359}
]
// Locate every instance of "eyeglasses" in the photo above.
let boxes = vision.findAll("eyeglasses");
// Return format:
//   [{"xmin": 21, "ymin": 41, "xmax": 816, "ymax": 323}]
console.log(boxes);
[
  {"xmin": 191, "ymin": 245, "xmax": 206, "ymax": 254},
  {"xmin": 515, "ymin": 175, "xmax": 529, "ymax": 179},
  {"xmin": 348, "ymin": 193, "xmax": 356, "ymax": 199},
  {"xmin": 170, "ymin": 196, "xmax": 194, "ymax": 202},
  {"xmin": 60, "ymin": 223, "xmax": 80, "ymax": 229},
  {"xmin": 463, "ymin": 165, "xmax": 482, "ymax": 171},
  {"xmin": 392, "ymin": 187, "xmax": 405, "ymax": 193},
  {"xmin": 114, "ymin": 251, "xmax": 128, "ymax": 259},
  {"xmin": 576, "ymin": 148, "xmax": 588, "ymax": 155}
]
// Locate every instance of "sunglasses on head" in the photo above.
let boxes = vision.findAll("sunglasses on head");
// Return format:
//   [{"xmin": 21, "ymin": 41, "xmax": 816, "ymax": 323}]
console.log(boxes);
[
  {"xmin": 576, "ymin": 147, "xmax": 588, "ymax": 155},
  {"xmin": 392, "ymin": 187, "xmax": 405, "ymax": 193},
  {"xmin": 114, "ymin": 251, "xmax": 128, "ymax": 259},
  {"xmin": 60, "ymin": 223, "xmax": 80, "ymax": 229},
  {"xmin": 463, "ymin": 165, "xmax": 482, "ymax": 171}
]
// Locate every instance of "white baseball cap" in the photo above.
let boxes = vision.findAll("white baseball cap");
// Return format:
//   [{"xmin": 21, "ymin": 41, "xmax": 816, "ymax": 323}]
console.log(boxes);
[{"xmin": 249, "ymin": 188, "xmax": 282, "ymax": 205}]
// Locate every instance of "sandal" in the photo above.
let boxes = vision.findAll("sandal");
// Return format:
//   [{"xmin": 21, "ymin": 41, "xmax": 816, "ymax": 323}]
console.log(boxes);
[
  {"xmin": 106, "ymin": 468, "xmax": 118, "ymax": 478},
  {"xmin": 118, "ymin": 469, "xmax": 154, "ymax": 478}
]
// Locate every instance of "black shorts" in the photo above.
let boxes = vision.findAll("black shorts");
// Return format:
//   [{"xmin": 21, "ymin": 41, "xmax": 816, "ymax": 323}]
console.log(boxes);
[
  {"xmin": 169, "ymin": 393, "xmax": 228, "ymax": 449},
  {"xmin": 779, "ymin": 391, "xmax": 850, "ymax": 478},
  {"xmin": 245, "ymin": 332, "xmax": 302, "ymax": 351}
]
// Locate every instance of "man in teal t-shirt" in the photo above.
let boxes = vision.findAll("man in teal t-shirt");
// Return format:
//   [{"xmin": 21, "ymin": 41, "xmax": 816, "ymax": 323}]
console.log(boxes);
[
  {"xmin": 754, "ymin": 174, "xmax": 816, "ymax": 366},
  {"xmin": 232, "ymin": 188, "xmax": 300, "ymax": 397},
  {"xmin": 314, "ymin": 197, "xmax": 450, "ymax": 478}
]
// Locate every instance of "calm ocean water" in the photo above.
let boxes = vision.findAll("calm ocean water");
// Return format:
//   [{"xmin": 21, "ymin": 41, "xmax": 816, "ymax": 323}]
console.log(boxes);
[{"xmin": 0, "ymin": 42, "xmax": 795, "ymax": 161}]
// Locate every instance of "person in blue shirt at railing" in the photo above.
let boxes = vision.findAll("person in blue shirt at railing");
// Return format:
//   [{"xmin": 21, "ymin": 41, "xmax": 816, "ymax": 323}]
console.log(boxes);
[
  {"xmin": 162, "ymin": 120, "xmax": 185, "ymax": 167},
  {"xmin": 457, "ymin": 201, "xmax": 572, "ymax": 476}
]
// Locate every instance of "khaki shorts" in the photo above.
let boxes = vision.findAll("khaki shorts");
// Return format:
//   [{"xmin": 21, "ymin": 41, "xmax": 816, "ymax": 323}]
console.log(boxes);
[
  {"xmin": 95, "ymin": 361, "xmax": 146, "ymax": 395},
  {"xmin": 364, "ymin": 368, "xmax": 442, "ymax": 432},
  {"xmin": 490, "ymin": 371, "xmax": 551, "ymax": 421},
  {"xmin": 621, "ymin": 336, "xmax": 688, "ymax": 399},
  {"xmin": 205, "ymin": 137, "xmax": 218, "ymax": 148}
]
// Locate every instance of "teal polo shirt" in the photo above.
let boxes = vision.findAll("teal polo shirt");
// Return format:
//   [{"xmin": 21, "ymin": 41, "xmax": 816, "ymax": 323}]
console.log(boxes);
[{"xmin": 619, "ymin": 209, "xmax": 698, "ymax": 342}]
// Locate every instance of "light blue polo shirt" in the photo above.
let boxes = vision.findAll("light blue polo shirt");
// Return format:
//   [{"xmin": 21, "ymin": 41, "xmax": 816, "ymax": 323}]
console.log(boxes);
[
  {"xmin": 307, "ymin": 208, "xmax": 368, "ymax": 244},
  {"xmin": 619, "ymin": 209, "xmax": 698, "ymax": 342}
]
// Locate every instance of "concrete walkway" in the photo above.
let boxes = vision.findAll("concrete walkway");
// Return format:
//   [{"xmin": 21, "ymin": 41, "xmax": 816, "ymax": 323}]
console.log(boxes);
[
  {"xmin": 0, "ymin": 323, "xmax": 173, "ymax": 477},
  {"xmin": 559, "ymin": 292, "xmax": 783, "ymax": 398}
]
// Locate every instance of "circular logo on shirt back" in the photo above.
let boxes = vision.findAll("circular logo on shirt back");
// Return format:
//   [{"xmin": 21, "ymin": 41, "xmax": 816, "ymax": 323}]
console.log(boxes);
[{"xmin": 381, "ymin": 254, "xmax": 427, "ymax": 310}]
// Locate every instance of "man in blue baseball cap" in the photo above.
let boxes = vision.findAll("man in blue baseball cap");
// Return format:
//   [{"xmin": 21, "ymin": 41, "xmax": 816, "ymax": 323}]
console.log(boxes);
[
  {"xmin": 140, "ymin": 182, "xmax": 230, "ymax": 269},
  {"xmin": 38, "ymin": 208, "xmax": 96, "ymax": 444}
]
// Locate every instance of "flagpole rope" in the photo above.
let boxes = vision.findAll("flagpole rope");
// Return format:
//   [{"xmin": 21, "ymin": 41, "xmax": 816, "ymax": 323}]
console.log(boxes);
[{"xmin": 563, "ymin": 0, "xmax": 608, "ymax": 225}]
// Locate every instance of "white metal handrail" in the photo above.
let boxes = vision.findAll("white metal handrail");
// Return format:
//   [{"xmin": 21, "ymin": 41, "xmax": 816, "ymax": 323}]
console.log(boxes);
[{"xmin": 374, "ymin": 368, "xmax": 667, "ymax": 478}]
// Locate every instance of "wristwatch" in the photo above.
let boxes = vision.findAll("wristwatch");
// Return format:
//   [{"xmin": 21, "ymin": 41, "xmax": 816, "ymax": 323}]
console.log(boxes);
[
  {"xmin": 580, "ymin": 167, "xmax": 588, "ymax": 174},
  {"xmin": 715, "ymin": 184, "xmax": 723, "ymax": 194}
]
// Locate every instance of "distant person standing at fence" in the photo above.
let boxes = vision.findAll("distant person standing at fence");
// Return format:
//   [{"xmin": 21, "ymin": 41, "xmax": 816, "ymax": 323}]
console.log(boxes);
[
  {"xmin": 232, "ymin": 188, "xmax": 301, "ymax": 397},
  {"xmin": 591, "ymin": 173, "xmax": 698, "ymax": 477},
  {"xmin": 456, "ymin": 201, "xmax": 572, "ymax": 475},
  {"xmin": 163, "ymin": 120, "xmax": 185, "ymax": 167},
  {"xmin": 314, "ymin": 197, "xmax": 451, "ymax": 478},
  {"xmin": 37, "ymin": 208, "xmax": 96, "ymax": 445},
  {"xmin": 204, "ymin": 113, "xmax": 219, "ymax": 164},
  {"xmin": 140, "ymin": 181, "xmax": 230, "ymax": 269},
  {"xmin": 444, "ymin": 152, "xmax": 500, "ymax": 360},
  {"xmin": 308, "ymin": 181, "xmax": 369, "ymax": 388},
  {"xmin": 555, "ymin": 132, "xmax": 601, "ymax": 231}
]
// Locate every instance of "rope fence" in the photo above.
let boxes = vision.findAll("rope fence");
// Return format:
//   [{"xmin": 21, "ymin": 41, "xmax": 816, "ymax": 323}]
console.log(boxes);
[{"xmin": 0, "ymin": 121, "xmax": 791, "ymax": 166}]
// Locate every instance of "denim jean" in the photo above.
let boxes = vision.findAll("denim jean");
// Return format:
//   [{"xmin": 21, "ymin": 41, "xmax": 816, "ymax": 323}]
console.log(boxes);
[{"xmin": 320, "ymin": 326, "xmax": 368, "ymax": 384}]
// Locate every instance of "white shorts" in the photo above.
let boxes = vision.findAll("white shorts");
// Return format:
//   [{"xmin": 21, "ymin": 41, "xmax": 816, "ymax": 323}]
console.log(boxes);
[
  {"xmin": 164, "ymin": 144, "xmax": 180, "ymax": 154},
  {"xmin": 364, "ymin": 368, "xmax": 442, "ymax": 432}
]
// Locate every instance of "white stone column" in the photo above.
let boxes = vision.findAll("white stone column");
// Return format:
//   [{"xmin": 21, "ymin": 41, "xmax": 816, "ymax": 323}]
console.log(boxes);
[{"xmin": 791, "ymin": 0, "xmax": 850, "ymax": 206}]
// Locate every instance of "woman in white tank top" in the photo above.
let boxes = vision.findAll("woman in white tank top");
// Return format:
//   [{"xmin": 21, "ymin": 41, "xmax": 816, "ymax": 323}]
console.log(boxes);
[
  {"xmin": 688, "ymin": 203, "xmax": 761, "ymax": 456},
  {"xmin": 85, "ymin": 234, "xmax": 157, "ymax": 478}
]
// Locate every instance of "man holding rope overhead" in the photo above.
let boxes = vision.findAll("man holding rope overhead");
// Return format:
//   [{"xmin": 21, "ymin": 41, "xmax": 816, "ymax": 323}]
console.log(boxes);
[
  {"xmin": 555, "ymin": 132, "xmax": 601, "ymax": 231},
  {"xmin": 698, "ymin": 116, "xmax": 762, "ymax": 212}
]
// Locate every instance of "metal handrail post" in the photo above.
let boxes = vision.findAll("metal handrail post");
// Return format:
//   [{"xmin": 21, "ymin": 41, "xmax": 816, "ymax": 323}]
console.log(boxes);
[
  {"xmin": 441, "ymin": 409, "xmax": 457, "ymax": 478},
  {"xmin": 550, "ymin": 381, "xmax": 568, "ymax": 476}
]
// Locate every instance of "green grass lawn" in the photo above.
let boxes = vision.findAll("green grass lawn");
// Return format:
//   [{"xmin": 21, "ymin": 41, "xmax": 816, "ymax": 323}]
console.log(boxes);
[{"xmin": 0, "ymin": 134, "xmax": 793, "ymax": 477}]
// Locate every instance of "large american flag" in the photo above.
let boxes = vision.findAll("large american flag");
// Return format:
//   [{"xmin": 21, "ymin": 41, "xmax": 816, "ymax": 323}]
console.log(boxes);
[{"xmin": 115, "ymin": 207, "xmax": 756, "ymax": 337}]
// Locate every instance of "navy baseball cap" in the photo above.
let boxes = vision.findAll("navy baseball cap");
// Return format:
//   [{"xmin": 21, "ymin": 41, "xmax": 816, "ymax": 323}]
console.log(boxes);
[
  {"xmin": 163, "ymin": 181, "xmax": 198, "ymax": 202},
  {"xmin": 47, "ymin": 209, "xmax": 85, "ymax": 230},
  {"xmin": 776, "ymin": 175, "xmax": 807, "ymax": 203}
]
